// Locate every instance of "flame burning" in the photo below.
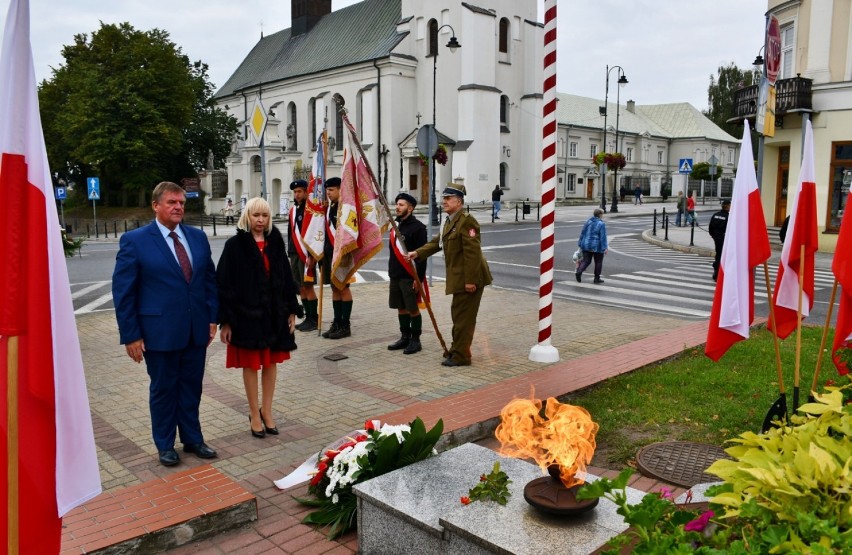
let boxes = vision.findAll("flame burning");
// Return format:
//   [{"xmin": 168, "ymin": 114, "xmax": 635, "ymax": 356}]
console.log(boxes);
[{"xmin": 495, "ymin": 396, "xmax": 598, "ymax": 488}]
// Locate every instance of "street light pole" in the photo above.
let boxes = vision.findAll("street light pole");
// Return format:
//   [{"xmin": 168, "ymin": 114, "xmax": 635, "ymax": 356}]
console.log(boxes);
[
  {"xmin": 430, "ymin": 24, "xmax": 461, "ymax": 226},
  {"xmin": 608, "ymin": 66, "xmax": 627, "ymax": 213},
  {"xmin": 600, "ymin": 65, "xmax": 609, "ymax": 211}
]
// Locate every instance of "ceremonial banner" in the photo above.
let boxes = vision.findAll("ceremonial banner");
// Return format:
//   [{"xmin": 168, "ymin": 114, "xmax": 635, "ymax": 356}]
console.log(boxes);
[
  {"xmin": 303, "ymin": 132, "xmax": 327, "ymax": 261},
  {"xmin": 330, "ymin": 122, "xmax": 389, "ymax": 288},
  {"xmin": 0, "ymin": 0, "xmax": 101, "ymax": 551},
  {"xmin": 705, "ymin": 121, "xmax": 771, "ymax": 361}
]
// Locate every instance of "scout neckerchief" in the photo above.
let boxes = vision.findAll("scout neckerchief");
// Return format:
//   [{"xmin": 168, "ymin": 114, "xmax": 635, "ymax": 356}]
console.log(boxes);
[
  {"xmin": 289, "ymin": 202, "xmax": 308, "ymax": 263},
  {"xmin": 390, "ymin": 227, "xmax": 430, "ymax": 306},
  {"xmin": 326, "ymin": 201, "xmax": 337, "ymax": 248}
]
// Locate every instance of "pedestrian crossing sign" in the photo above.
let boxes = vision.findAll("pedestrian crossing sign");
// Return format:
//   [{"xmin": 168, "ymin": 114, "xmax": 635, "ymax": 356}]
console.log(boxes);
[{"xmin": 678, "ymin": 159, "xmax": 693, "ymax": 174}]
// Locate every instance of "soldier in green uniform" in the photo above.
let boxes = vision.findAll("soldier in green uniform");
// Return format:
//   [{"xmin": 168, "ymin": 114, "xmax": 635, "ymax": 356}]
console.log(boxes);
[{"xmin": 408, "ymin": 184, "xmax": 492, "ymax": 366}]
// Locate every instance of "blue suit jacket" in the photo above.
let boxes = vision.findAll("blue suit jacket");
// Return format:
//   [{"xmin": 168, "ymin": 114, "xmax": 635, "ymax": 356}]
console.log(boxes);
[{"xmin": 112, "ymin": 221, "xmax": 218, "ymax": 351}]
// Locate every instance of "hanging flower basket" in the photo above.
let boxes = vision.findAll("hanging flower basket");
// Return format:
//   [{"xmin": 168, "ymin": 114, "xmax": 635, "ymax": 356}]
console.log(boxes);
[
  {"xmin": 420, "ymin": 144, "xmax": 448, "ymax": 167},
  {"xmin": 592, "ymin": 152, "xmax": 626, "ymax": 170}
]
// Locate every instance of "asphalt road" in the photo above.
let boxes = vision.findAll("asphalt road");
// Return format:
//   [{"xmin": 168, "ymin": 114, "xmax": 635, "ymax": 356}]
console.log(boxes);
[{"xmin": 67, "ymin": 215, "xmax": 837, "ymax": 326}]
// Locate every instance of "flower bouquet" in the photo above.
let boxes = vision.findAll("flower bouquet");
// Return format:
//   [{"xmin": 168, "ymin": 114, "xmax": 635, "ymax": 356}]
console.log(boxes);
[
  {"xmin": 297, "ymin": 417, "xmax": 443, "ymax": 539},
  {"xmin": 578, "ymin": 380, "xmax": 852, "ymax": 554}
]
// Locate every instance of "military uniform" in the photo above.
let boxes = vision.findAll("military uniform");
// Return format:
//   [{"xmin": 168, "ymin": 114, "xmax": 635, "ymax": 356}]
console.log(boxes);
[
  {"xmin": 387, "ymin": 192, "xmax": 428, "ymax": 354},
  {"xmin": 320, "ymin": 178, "xmax": 352, "ymax": 339},
  {"xmin": 416, "ymin": 186, "xmax": 492, "ymax": 366},
  {"xmin": 709, "ymin": 200, "xmax": 730, "ymax": 281},
  {"xmin": 288, "ymin": 179, "xmax": 318, "ymax": 331}
]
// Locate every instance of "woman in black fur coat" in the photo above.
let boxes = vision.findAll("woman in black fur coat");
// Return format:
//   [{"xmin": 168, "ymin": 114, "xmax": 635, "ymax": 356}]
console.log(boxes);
[{"xmin": 217, "ymin": 197, "xmax": 302, "ymax": 438}]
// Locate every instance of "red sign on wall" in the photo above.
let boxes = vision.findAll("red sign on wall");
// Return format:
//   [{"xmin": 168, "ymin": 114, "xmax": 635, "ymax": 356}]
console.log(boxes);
[{"xmin": 765, "ymin": 16, "xmax": 781, "ymax": 85}]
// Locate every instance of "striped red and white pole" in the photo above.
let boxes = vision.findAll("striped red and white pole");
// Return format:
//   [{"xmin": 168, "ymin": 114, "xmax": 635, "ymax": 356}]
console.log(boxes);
[{"xmin": 529, "ymin": 0, "xmax": 559, "ymax": 363}]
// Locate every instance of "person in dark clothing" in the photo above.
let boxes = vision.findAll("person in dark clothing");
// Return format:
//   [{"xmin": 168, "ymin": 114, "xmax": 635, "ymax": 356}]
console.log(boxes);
[
  {"xmin": 709, "ymin": 199, "xmax": 731, "ymax": 281},
  {"xmin": 619, "ymin": 185, "xmax": 626, "ymax": 202},
  {"xmin": 491, "ymin": 185, "xmax": 504, "ymax": 219},
  {"xmin": 387, "ymin": 192, "xmax": 428, "ymax": 354},
  {"xmin": 779, "ymin": 215, "xmax": 790, "ymax": 244},
  {"xmin": 320, "ymin": 178, "xmax": 353, "ymax": 339},
  {"xmin": 288, "ymin": 180, "xmax": 318, "ymax": 331},
  {"xmin": 217, "ymin": 197, "xmax": 302, "ymax": 438}
]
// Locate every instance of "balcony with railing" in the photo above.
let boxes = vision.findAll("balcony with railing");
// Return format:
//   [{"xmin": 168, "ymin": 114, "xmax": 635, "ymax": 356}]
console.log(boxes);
[{"xmin": 728, "ymin": 76, "xmax": 813, "ymax": 123}]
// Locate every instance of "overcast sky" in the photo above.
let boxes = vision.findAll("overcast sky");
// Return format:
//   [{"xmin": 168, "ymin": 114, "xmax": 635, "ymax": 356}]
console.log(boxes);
[{"xmin": 5, "ymin": 0, "xmax": 767, "ymax": 110}]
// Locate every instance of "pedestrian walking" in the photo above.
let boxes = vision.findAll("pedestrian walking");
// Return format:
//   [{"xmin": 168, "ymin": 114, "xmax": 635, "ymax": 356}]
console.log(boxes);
[
  {"xmin": 619, "ymin": 185, "xmax": 626, "ymax": 202},
  {"xmin": 408, "ymin": 184, "xmax": 492, "ymax": 366},
  {"xmin": 491, "ymin": 185, "xmax": 504, "ymax": 219},
  {"xmin": 112, "ymin": 181, "xmax": 219, "ymax": 467},
  {"xmin": 709, "ymin": 199, "xmax": 730, "ymax": 281},
  {"xmin": 675, "ymin": 191, "xmax": 686, "ymax": 227},
  {"xmin": 216, "ymin": 197, "xmax": 301, "ymax": 439},
  {"xmin": 224, "ymin": 198, "xmax": 235, "ymax": 225},
  {"xmin": 575, "ymin": 208, "xmax": 608, "ymax": 284},
  {"xmin": 387, "ymin": 192, "xmax": 427, "ymax": 354},
  {"xmin": 288, "ymin": 180, "xmax": 318, "ymax": 331},
  {"xmin": 320, "ymin": 177, "xmax": 354, "ymax": 339},
  {"xmin": 686, "ymin": 191, "xmax": 697, "ymax": 225},
  {"xmin": 633, "ymin": 184, "xmax": 642, "ymax": 205}
]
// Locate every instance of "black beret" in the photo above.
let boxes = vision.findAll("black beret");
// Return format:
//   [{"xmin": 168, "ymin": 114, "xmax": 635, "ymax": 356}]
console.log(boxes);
[
  {"xmin": 395, "ymin": 192, "xmax": 417, "ymax": 207},
  {"xmin": 290, "ymin": 179, "xmax": 308, "ymax": 190},
  {"xmin": 721, "ymin": 199, "xmax": 731, "ymax": 207},
  {"xmin": 325, "ymin": 177, "xmax": 341, "ymax": 188}
]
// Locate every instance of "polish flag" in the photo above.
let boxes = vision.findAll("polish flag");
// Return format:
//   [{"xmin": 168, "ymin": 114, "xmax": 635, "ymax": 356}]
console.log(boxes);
[
  {"xmin": 769, "ymin": 120, "xmax": 818, "ymax": 339},
  {"xmin": 0, "ymin": 1, "xmax": 101, "ymax": 552},
  {"xmin": 831, "ymin": 191, "xmax": 852, "ymax": 375},
  {"xmin": 705, "ymin": 121, "xmax": 771, "ymax": 361}
]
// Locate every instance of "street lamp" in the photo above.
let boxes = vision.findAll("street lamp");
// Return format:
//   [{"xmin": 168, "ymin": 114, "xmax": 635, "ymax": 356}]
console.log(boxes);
[
  {"xmin": 600, "ymin": 65, "xmax": 628, "ymax": 212},
  {"xmin": 431, "ymin": 24, "xmax": 461, "ymax": 225}
]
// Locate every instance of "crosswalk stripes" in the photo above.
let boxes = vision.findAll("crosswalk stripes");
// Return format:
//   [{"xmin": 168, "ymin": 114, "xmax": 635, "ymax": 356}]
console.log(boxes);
[
  {"xmin": 608, "ymin": 236, "xmax": 710, "ymax": 267},
  {"xmin": 553, "ymin": 261, "xmax": 836, "ymax": 320},
  {"xmin": 71, "ymin": 272, "xmax": 399, "ymax": 314}
]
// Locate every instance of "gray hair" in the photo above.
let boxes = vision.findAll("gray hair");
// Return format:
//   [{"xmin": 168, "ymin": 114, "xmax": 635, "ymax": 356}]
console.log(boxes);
[{"xmin": 593, "ymin": 208, "xmax": 604, "ymax": 218}]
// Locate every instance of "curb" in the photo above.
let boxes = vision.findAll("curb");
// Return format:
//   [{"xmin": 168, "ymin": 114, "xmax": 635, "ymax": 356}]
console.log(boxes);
[{"xmin": 641, "ymin": 229, "xmax": 715, "ymax": 257}]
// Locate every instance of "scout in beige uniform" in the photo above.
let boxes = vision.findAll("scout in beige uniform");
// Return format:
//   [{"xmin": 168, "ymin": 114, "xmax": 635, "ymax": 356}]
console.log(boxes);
[{"xmin": 408, "ymin": 184, "xmax": 492, "ymax": 366}]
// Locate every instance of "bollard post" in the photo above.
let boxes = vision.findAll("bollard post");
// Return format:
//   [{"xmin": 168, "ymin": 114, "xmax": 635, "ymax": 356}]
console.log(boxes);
[
  {"xmin": 124, "ymin": 220, "xmax": 128, "ymax": 233},
  {"xmin": 690, "ymin": 219, "xmax": 695, "ymax": 247},
  {"xmin": 653, "ymin": 209, "xmax": 657, "ymax": 236},
  {"xmin": 212, "ymin": 216, "xmax": 217, "ymax": 237},
  {"xmin": 664, "ymin": 213, "xmax": 669, "ymax": 241},
  {"xmin": 103, "ymin": 221, "xmax": 108, "ymax": 237},
  {"xmin": 515, "ymin": 203, "xmax": 519, "ymax": 222},
  {"xmin": 87, "ymin": 224, "xmax": 91, "ymax": 238},
  {"xmin": 113, "ymin": 221, "xmax": 117, "ymax": 238}
]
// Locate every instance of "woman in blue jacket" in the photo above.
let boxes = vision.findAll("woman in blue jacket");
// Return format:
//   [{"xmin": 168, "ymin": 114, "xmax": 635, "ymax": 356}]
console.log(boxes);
[{"xmin": 575, "ymin": 208, "xmax": 608, "ymax": 284}]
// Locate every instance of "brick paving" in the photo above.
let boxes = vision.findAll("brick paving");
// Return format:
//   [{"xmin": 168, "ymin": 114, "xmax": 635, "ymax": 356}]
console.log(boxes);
[{"xmin": 66, "ymin": 245, "xmax": 712, "ymax": 552}]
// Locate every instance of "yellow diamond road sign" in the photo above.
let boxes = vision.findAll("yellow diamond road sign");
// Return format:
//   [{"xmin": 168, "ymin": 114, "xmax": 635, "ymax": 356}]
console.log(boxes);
[{"xmin": 249, "ymin": 98, "xmax": 268, "ymax": 144}]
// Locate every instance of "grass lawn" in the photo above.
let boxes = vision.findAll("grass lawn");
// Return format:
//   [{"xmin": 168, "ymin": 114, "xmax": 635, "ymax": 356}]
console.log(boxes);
[{"xmin": 562, "ymin": 325, "xmax": 847, "ymax": 469}]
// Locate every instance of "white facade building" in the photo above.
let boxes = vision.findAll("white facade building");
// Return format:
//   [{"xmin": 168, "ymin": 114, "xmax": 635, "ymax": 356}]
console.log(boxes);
[{"xmin": 213, "ymin": 0, "xmax": 542, "ymax": 215}]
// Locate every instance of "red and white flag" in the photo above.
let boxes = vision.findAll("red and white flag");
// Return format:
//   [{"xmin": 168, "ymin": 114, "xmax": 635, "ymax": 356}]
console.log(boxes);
[
  {"xmin": 831, "ymin": 191, "xmax": 852, "ymax": 375},
  {"xmin": 302, "ymin": 132, "xmax": 327, "ymax": 261},
  {"xmin": 330, "ymin": 119, "xmax": 389, "ymax": 288},
  {"xmin": 705, "ymin": 121, "xmax": 771, "ymax": 361},
  {"xmin": 0, "ymin": 1, "xmax": 101, "ymax": 552},
  {"xmin": 769, "ymin": 119, "xmax": 818, "ymax": 339}
]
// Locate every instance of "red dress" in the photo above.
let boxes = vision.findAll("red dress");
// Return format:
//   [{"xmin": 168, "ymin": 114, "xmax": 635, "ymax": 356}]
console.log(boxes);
[{"xmin": 226, "ymin": 240, "xmax": 291, "ymax": 370}]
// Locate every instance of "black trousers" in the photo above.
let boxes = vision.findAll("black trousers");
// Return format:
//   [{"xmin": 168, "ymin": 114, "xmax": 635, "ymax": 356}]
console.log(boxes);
[{"xmin": 577, "ymin": 251, "xmax": 604, "ymax": 277}]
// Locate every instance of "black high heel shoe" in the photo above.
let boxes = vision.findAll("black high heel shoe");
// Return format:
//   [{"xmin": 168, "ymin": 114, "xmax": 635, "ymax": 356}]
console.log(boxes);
[
  {"xmin": 259, "ymin": 409, "xmax": 279, "ymax": 435},
  {"xmin": 250, "ymin": 414, "xmax": 265, "ymax": 438}
]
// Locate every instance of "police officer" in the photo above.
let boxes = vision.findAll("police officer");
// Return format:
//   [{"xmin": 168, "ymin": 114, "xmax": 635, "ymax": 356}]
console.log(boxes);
[
  {"xmin": 288, "ymin": 180, "xmax": 318, "ymax": 331},
  {"xmin": 709, "ymin": 198, "xmax": 731, "ymax": 282},
  {"xmin": 408, "ymin": 184, "xmax": 492, "ymax": 366},
  {"xmin": 387, "ymin": 192, "xmax": 427, "ymax": 354},
  {"xmin": 320, "ymin": 178, "xmax": 353, "ymax": 339}
]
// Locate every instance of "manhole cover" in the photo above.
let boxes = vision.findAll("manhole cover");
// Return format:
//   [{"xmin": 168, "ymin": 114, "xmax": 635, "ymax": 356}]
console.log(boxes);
[
  {"xmin": 323, "ymin": 353, "xmax": 348, "ymax": 361},
  {"xmin": 635, "ymin": 441, "xmax": 729, "ymax": 488}
]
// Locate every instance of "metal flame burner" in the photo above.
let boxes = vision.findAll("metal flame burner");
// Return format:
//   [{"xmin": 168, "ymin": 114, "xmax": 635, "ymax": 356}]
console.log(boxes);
[{"xmin": 523, "ymin": 466, "xmax": 598, "ymax": 516}]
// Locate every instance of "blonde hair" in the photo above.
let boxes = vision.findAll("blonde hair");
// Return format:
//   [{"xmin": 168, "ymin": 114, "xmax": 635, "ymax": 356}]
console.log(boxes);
[{"xmin": 237, "ymin": 197, "xmax": 273, "ymax": 233}]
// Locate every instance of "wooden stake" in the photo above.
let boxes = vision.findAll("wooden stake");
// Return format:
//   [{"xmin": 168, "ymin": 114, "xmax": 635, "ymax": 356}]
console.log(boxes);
[
  {"xmin": 810, "ymin": 279, "xmax": 838, "ymax": 398},
  {"xmin": 7, "ymin": 336, "xmax": 19, "ymax": 554}
]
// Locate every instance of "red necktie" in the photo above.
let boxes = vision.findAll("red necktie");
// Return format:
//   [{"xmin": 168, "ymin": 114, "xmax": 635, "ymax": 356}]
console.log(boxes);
[{"xmin": 169, "ymin": 231, "xmax": 193, "ymax": 282}]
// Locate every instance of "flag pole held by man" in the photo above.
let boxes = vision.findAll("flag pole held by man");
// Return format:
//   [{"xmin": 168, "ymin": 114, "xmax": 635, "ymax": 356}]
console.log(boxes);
[
  {"xmin": 705, "ymin": 121, "xmax": 771, "ymax": 361},
  {"xmin": 0, "ymin": 0, "xmax": 101, "ymax": 552}
]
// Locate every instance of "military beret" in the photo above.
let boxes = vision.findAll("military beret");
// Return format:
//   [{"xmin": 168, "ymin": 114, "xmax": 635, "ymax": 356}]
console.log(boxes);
[
  {"xmin": 721, "ymin": 198, "xmax": 731, "ymax": 207},
  {"xmin": 441, "ymin": 183, "xmax": 466, "ymax": 198},
  {"xmin": 325, "ymin": 177, "xmax": 341, "ymax": 188},
  {"xmin": 290, "ymin": 179, "xmax": 308, "ymax": 190},
  {"xmin": 395, "ymin": 192, "xmax": 417, "ymax": 207}
]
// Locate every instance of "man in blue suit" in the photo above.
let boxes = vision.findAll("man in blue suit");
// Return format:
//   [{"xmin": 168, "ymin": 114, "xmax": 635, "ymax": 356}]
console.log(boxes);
[{"xmin": 113, "ymin": 181, "xmax": 219, "ymax": 466}]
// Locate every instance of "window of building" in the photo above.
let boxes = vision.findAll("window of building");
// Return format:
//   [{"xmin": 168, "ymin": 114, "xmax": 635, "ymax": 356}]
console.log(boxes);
[
  {"xmin": 728, "ymin": 149, "xmax": 734, "ymax": 164},
  {"xmin": 335, "ymin": 96, "xmax": 344, "ymax": 148},
  {"xmin": 657, "ymin": 150, "xmax": 664, "ymax": 164},
  {"xmin": 428, "ymin": 19, "xmax": 438, "ymax": 57},
  {"xmin": 500, "ymin": 162, "xmax": 508, "ymax": 188},
  {"xmin": 251, "ymin": 156, "xmax": 261, "ymax": 173},
  {"xmin": 500, "ymin": 95, "xmax": 509, "ymax": 130},
  {"xmin": 590, "ymin": 144, "xmax": 597, "ymax": 158},
  {"xmin": 570, "ymin": 142, "xmax": 577, "ymax": 158},
  {"xmin": 499, "ymin": 18, "xmax": 509, "ymax": 54},
  {"xmin": 566, "ymin": 173, "xmax": 576, "ymax": 194},
  {"xmin": 626, "ymin": 147, "xmax": 633, "ymax": 162},
  {"xmin": 310, "ymin": 99, "xmax": 317, "ymax": 150},
  {"xmin": 780, "ymin": 24, "xmax": 795, "ymax": 79},
  {"xmin": 826, "ymin": 142, "xmax": 852, "ymax": 232}
]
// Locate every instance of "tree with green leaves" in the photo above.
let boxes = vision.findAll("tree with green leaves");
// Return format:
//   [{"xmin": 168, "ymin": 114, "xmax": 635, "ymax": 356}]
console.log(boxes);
[
  {"xmin": 704, "ymin": 62, "xmax": 759, "ymax": 158},
  {"xmin": 690, "ymin": 161, "xmax": 718, "ymax": 182},
  {"xmin": 39, "ymin": 22, "xmax": 236, "ymax": 206}
]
